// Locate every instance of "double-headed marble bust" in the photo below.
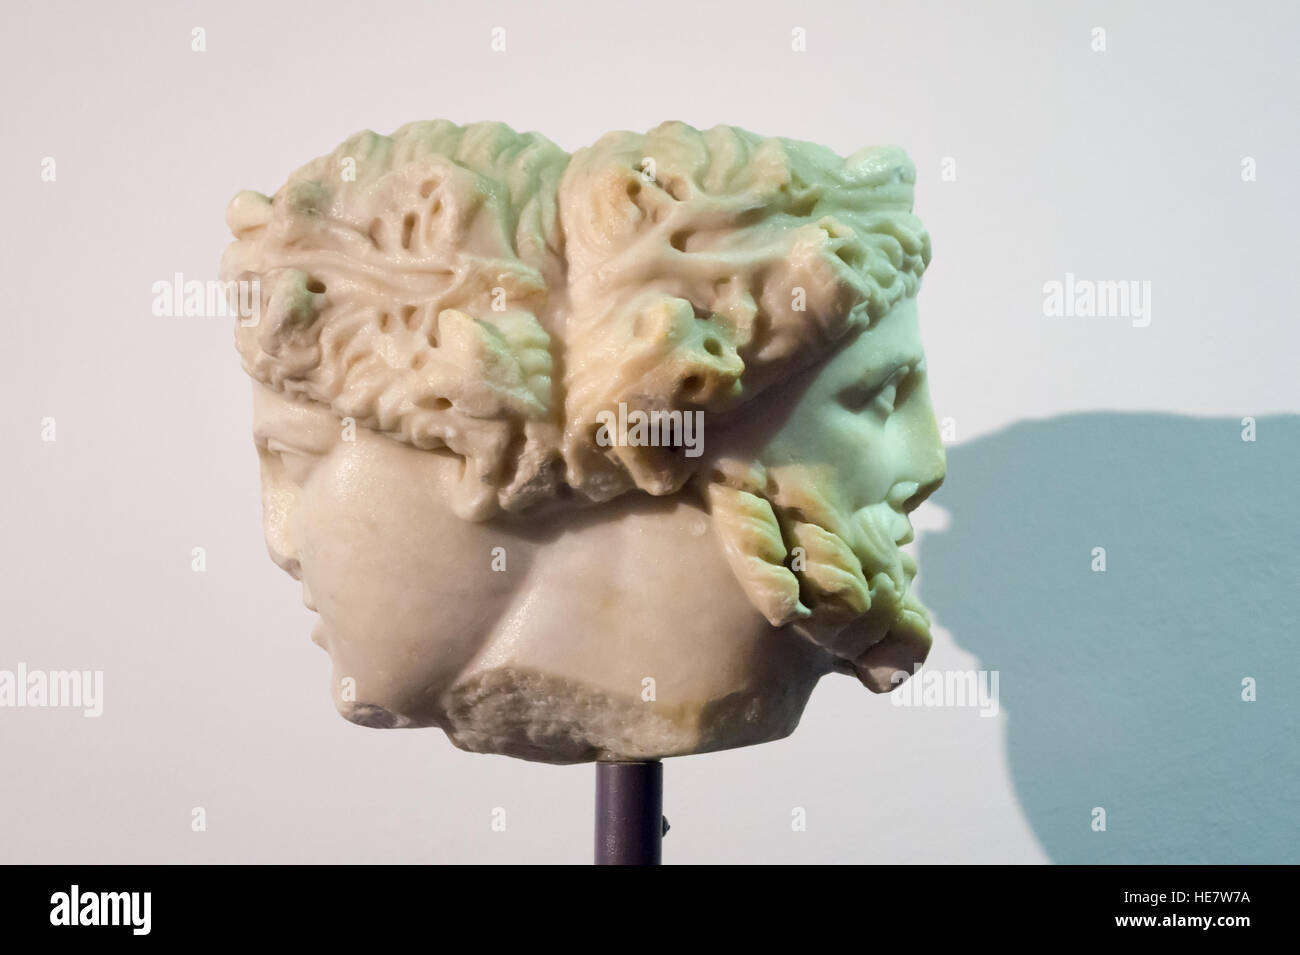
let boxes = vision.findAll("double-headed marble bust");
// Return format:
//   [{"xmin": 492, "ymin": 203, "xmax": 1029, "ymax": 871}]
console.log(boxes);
[{"xmin": 221, "ymin": 120, "xmax": 945, "ymax": 764}]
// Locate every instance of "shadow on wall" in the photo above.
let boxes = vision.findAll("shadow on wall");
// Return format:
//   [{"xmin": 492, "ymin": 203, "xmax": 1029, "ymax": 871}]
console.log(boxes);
[{"xmin": 918, "ymin": 413, "xmax": 1299, "ymax": 864}]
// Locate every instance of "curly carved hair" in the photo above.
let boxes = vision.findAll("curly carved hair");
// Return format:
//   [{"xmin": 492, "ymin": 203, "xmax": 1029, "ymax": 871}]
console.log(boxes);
[{"xmin": 220, "ymin": 120, "xmax": 930, "ymax": 520}]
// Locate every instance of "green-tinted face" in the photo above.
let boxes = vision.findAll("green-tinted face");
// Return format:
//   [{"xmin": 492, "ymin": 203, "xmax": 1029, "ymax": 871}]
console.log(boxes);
[
  {"xmin": 763, "ymin": 296, "xmax": 946, "ymax": 517},
  {"xmin": 706, "ymin": 296, "xmax": 946, "ymax": 674}
]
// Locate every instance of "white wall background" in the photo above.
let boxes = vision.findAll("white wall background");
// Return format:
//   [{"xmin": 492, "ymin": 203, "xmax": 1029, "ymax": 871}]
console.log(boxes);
[{"xmin": 1, "ymin": 0, "xmax": 1295, "ymax": 863}]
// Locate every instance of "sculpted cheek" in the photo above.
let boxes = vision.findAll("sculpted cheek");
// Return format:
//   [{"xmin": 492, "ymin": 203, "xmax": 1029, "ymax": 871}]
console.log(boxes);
[{"xmin": 293, "ymin": 438, "xmax": 526, "ymax": 716}]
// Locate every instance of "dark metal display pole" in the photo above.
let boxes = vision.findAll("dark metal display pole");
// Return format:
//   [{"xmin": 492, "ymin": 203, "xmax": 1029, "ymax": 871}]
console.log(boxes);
[{"xmin": 594, "ymin": 760, "xmax": 665, "ymax": 865}]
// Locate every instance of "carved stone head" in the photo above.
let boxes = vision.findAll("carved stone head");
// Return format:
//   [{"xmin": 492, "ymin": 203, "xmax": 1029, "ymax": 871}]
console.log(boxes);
[{"xmin": 221, "ymin": 120, "xmax": 944, "ymax": 762}]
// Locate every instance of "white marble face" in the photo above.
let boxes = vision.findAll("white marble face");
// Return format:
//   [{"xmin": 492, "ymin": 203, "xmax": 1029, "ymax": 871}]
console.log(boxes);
[
  {"xmin": 253, "ymin": 380, "xmax": 521, "ymax": 726},
  {"xmin": 249, "ymin": 295, "xmax": 944, "ymax": 759}
]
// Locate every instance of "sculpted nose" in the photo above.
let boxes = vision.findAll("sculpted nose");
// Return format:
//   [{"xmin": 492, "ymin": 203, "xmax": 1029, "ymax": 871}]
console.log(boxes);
[
  {"xmin": 893, "ymin": 376, "xmax": 946, "ymax": 510},
  {"xmin": 887, "ymin": 452, "xmax": 943, "ymax": 515},
  {"xmin": 264, "ymin": 522, "xmax": 302, "ymax": 580},
  {"xmin": 903, "ymin": 443, "xmax": 945, "ymax": 510},
  {"xmin": 883, "ymin": 427, "xmax": 945, "ymax": 514}
]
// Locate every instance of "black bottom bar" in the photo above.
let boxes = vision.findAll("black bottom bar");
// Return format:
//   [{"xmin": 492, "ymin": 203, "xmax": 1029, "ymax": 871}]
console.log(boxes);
[
  {"xmin": 7, "ymin": 865, "xmax": 1282, "ymax": 934},
  {"xmin": 594, "ymin": 760, "xmax": 663, "ymax": 865}
]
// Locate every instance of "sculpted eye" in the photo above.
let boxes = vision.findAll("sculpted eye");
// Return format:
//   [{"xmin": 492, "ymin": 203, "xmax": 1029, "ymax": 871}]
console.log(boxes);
[
  {"xmin": 838, "ymin": 365, "xmax": 910, "ymax": 416},
  {"xmin": 873, "ymin": 380, "xmax": 899, "ymax": 416},
  {"xmin": 265, "ymin": 439, "xmax": 319, "ymax": 486}
]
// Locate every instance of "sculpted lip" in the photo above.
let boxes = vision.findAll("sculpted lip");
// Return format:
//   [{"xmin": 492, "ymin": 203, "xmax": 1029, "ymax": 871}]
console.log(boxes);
[{"xmin": 303, "ymin": 584, "xmax": 324, "ymax": 647}]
